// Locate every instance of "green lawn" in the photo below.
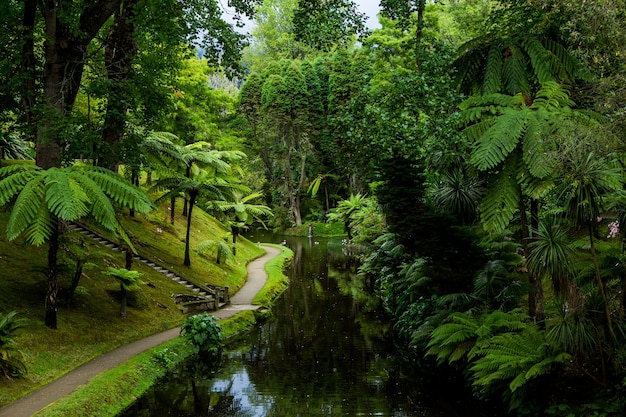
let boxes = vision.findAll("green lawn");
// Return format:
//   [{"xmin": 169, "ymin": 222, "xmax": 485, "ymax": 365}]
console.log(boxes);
[{"xmin": 0, "ymin": 203, "xmax": 264, "ymax": 406}]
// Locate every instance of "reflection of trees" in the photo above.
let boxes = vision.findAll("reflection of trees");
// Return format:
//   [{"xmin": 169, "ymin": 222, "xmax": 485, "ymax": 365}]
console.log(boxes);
[{"xmin": 239, "ymin": 238, "xmax": 402, "ymax": 416}]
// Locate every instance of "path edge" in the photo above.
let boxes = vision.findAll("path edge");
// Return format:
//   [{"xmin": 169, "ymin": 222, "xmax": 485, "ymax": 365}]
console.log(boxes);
[{"xmin": 1, "ymin": 244, "xmax": 292, "ymax": 417}]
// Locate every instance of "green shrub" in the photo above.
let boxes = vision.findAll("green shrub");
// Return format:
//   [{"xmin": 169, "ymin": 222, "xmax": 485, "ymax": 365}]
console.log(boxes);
[
  {"xmin": 0, "ymin": 311, "xmax": 27, "ymax": 379},
  {"xmin": 180, "ymin": 313, "xmax": 222, "ymax": 357}
]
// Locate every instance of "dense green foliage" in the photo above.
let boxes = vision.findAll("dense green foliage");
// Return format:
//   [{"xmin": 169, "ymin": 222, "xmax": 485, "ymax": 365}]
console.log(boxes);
[
  {"xmin": 2, "ymin": 0, "xmax": 626, "ymax": 414},
  {"xmin": 181, "ymin": 313, "xmax": 223, "ymax": 357}
]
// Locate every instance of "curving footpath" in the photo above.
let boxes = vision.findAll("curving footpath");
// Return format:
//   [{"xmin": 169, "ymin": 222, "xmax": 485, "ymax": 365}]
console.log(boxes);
[{"xmin": 0, "ymin": 245, "xmax": 281, "ymax": 417}]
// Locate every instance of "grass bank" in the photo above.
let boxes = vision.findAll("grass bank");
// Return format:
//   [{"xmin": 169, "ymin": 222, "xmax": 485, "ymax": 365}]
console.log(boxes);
[
  {"xmin": 0, "ymin": 203, "xmax": 264, "ymax": 406},
  {"xmin": 32, "ymin": 245, "xmax": 292, "ymax": 417}
]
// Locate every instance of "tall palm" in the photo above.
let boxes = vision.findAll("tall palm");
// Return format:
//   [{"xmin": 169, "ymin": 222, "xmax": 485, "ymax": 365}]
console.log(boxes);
[
  {"xmin": 210, "ymin": 191, "xmax": 273, "ymax": 254},
  {"xmin": 0, "ymin": 164, "xmax": 154, "ymax": 328},
  {"xmin": 526, "ymin": 220, "xmax": 582, "ymax": 309},
  {"xmin": 152, "ymin": 172, "xmax": 229, "ymax": 267}
]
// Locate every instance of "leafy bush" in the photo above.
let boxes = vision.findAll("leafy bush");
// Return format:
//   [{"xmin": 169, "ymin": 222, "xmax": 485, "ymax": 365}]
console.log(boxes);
[
  {"xmin": 0, "ymin": 311, "xmax": 27, "ymax": 379},
  {"xmin": 180, "ymin": 313, "xmax": 222, "ymax": 358}
]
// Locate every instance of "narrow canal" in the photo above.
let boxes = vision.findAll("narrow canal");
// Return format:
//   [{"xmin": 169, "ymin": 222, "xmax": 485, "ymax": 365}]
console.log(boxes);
[{"xmin": 120, "ymin": 235, "xmax": 492, "ymax": 416}]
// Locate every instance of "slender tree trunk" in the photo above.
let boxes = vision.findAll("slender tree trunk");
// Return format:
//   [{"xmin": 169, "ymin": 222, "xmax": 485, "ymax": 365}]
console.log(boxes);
[
  {"xmin": 231, "ymin": 225, "xmax": 239, "ymax": 255},
  {"xmin": 170, "ymin": 196, "xmax": 176, "ymax": 225},
  {"xmin": 520, "ymin": 193, "xmax": 544, "ymax": 325},
  {"xmin": 68, "ymin": 260, "xmax": 85, "ymax": 304},
  {"xmin": 120, "ymin": 283, "xmax": 127, "ymax": 318},
  {"xmin": 45, "ymin": 221, "xmax": 60, "ymax": 329},
  {"xmin": 184, "ymin": 192, "xmax": 197, "ymax": 266},
  {"xmin": 589, "ymin": 221, "xmax": 614, "ymax": 333}
]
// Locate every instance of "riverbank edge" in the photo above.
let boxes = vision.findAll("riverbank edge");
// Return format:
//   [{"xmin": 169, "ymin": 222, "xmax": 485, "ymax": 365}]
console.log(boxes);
[{"xmin": 32, "ymin": 244, "xmax": 294, "ymax": 417}]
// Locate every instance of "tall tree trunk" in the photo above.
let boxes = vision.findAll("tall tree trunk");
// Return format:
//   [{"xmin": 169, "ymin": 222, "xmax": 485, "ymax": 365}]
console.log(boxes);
[
  {"xmin": 231, "ymin": 224, "xmax": 239, "ymax": 255},
  {"xmin": 520, "ymin": 193, "xmax": 544, "ymax": 325},
  {"xmin": 184, "ymin": 192, "xmax": 197, "ymax": 266},
  {"xmin": 101, "ymin": 0, "xmax": 139, "ymax": 170},
  {"xmin": 45, "ymin": 220, "xmax": 60, "ymax": 329},
  {"xmin": 38, "ymin": 0, "xmax": 121, "ymax": 169}
]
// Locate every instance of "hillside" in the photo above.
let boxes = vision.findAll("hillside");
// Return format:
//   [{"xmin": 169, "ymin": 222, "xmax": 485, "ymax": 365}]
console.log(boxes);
[{"xmin": 0, "ymin": 202, "xmax": 265, "ymax": 406}]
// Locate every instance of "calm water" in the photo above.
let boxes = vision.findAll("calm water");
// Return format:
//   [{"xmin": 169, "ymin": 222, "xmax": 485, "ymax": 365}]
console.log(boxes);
[{"xmin": 120, "ymin": 235, "xmax": 490, "ymax": 417}]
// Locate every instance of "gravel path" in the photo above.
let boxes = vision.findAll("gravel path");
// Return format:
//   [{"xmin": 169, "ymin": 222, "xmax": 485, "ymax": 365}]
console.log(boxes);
[{"xmin": 0, "ymin": 245, "xmax": 281, "ymax": 417}]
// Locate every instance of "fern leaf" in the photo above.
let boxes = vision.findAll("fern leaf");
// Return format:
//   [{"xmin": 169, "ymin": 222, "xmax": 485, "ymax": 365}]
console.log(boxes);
[
  {"xmin": 6, "ymin": 176, "xmax": 50, "ymax": 244},
  {"xmin": 521, "ymin": 114, "xmax": 556, "ymax": 179},
  {"xmin": 72, "ymin": 172, "xmax": 119, "ymax": 231},
  {"xmin": 470, "ymin": 107, "xmax": 530, "ymax": 170},
  {"xmin": 521, "ymin": 37, "xmax": 555, "ymax": 85},
  {"xmin": 44, "ymin": 168, "xmax": 90, "ymax": 221},
  {"xmin": 0, "ymin": 166, "xmax": 39, "ymax": 206},
  {"xmin": 479, "ymin": 166, "xmax": 519, "ymax": 233},
  {"xmin": 482, "ymin": 45, "xmax": 503, "ymax": 94},
  {"xmin": 502, "ymin": 46, "xmax": 530, "ymax": 95}
]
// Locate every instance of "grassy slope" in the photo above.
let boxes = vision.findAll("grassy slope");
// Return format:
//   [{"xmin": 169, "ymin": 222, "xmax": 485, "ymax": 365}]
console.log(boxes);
[
  {"xmin": 0, "ymin": 203, "xmax": 264, "ymax": 406},
  {"xmin": 33, "ymin": 244, "xmax": 293, "ymax": 417}
]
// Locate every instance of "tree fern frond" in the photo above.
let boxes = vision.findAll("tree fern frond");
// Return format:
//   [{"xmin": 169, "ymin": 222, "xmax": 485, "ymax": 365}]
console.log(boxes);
[
  {"xmin": 0, "ymin": 166, "xmax": 39, "ymax": 206},
  {"xmin": 482, "ymin": 45, "xmax": 503, "ymax": 94},
  {"xmin": 455, "ymin": 41, "xmax": 491, "ymax": 93},
  {"xmin": 479, "ymin": 167, "xmax": 519, "ymax": 233},
  {"xmin": 543, "ymin": 39, "xmax": 591, "ymax": 82},
  {"xmin": 521, "ymin": 37, "xmax": 555, "ymax": 85},
  {"xmin": 532, "ymin": 81, "xmax": 575, "ymax": 110},
  {"xmin": 72, "ymin": 172, "xmax": 118, "ymax": 231},
  {"xmin": 470, "ymin": 107, "xmax": 530, "ymax": 170},
  {"xmin": 502, "ymin": 46, "xmax": 530, "ymax": 95},
  {"xmin": 22, "ymin": 206, "xmax": 54, "ymax": 246},
  {"xmin": 81, "ymin": 167, "xmax": 154, "ymax": 213},
  {"xmin": 521, "ymin": 115, "xmax": 556, "ymax": 179},
  {"xmin": 6, "ymin": 177, "xmax": 48, "ymax": 244},
  {"xmin": 45, "ymin": 169, "xmax": 90, "ymax": 221}
]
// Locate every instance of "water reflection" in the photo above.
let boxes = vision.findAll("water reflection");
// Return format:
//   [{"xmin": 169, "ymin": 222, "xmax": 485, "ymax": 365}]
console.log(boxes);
[{"xmin": 120, "ymin": 235, "xmax": 476, "ymax": 417}]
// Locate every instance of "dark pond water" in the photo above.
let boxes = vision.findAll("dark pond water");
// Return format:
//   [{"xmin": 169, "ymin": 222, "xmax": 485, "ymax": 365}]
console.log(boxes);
[{"xmin": 120, "ymin": 234, "xmax": 493, "ymax": 417}]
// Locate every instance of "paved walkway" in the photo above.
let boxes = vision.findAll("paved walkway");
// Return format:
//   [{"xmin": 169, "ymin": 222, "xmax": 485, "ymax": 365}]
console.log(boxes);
[{"xmin": 0, "ymin": 245, "xmax": 281, "ymax": 417}]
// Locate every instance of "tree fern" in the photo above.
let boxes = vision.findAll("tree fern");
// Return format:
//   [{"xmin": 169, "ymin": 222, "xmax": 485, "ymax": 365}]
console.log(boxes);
[{"xmin": 426, "ymin": 311, "xmax": 480, "ymax": 364}]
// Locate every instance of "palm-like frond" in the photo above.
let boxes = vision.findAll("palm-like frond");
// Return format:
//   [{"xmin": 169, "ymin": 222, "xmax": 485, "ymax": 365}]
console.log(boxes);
[
  {"xmin": 502, "ymin": 46, "xmax": 530, "ymax": 95},
  {"xmin": 527, "ymin": 221, "xmax": 574, "ymax": 296},
  {"xmin": 521, "ymin": 113, "xmax": 556, "ymax": 179},
  {"xmin": 0, "ymin": 165, "xmax": 39, "ymax": 206},
  {"xmin": 479, "ymin": 164, "xmax": 519, "ymax": 233},
  {"xmin": 470, "ymin": 107, "xmax": 530, "ymax": 170},
  {"xmin": 482, "ymin": 45, "xmax": 503, "ymax": 94},
  {"xmin": 426, "ymin": 312, "xmax": 480, "ymax": 364},
  {"xmin": 1, "ymin": 165, "xmax": 154, "ymax": 245},
  {"xmin": 521, "ymin": 37, "xmax": 555, "ymax": 86},
  {"xmin": 7, "ymin": 174, "xmax": 51, "ymax": 244}
]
